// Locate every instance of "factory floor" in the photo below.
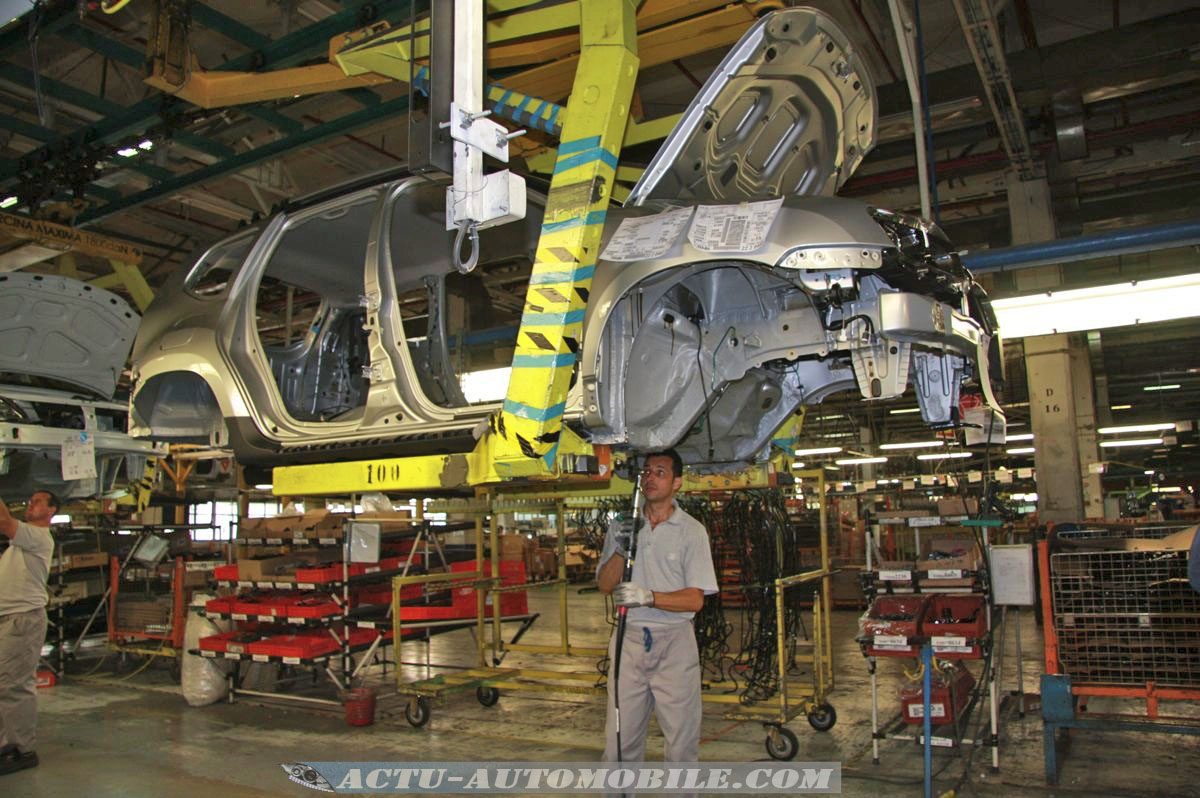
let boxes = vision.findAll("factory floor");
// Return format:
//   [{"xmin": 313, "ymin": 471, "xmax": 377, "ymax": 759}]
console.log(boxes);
[{"xmin": 8, "ymin": 587, "xmax": 1199, "ymax": 797}]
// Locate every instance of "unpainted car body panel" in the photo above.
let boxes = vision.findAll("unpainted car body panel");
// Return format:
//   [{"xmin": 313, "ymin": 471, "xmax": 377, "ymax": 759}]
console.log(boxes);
[{"xmin": 0, "ymin": 272, "xmax": 139, "ymax": 398}]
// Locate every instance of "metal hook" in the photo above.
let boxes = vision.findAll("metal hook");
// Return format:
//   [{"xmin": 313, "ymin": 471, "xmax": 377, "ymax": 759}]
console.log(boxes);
[{"xmin": 453, "ymin": 223, "xmax": 480, "ymax": 274}]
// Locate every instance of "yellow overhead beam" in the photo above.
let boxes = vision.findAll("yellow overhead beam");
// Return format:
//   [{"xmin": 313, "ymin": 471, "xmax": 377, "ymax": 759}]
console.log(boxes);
[{"xmin": 0, "ymin": 210, "xmax": 143, "ymax": 265}]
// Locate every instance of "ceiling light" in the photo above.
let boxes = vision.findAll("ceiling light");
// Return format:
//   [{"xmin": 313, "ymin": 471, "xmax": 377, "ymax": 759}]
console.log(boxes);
[
  {"xmin": 1006, "ymin": 447, "xmax": 1036, "ymax": 455},
  {"xmin": 117, "ymin": 147, "xmax": 139, "ymax": 157},
  {"xmin": 1110, "ymin": 404, "xmax": 1132, "ymax": 410},
  {"xmin": 889, "ymin": 407, "xmax": 921, "ymax": 415},
  {"xmin": 1143, "ymin": 470, "xmax": 1155, "ymax": 475},
  {"xmin": 917, "ymin": 452, "xmax": 973, "ymax": 460},
  {"xmin": 254, "ymin": 483, "xmax": 273, "ymax": 490},
  {"xmin": 1156, "ymin": 486, "xmax": 1182, "ymax": 492},
  {"xmin": 824, "ymin": 465, "xmax": 839, "ymax": 472},
  {"xmin": 790, "ymin": 462, "xmax": 806, "ymax": 469},
  {"xmin": 138, "ymin": 139, "xmax": 154, "ymax": 150},
  {"xmin": 879, "ymin": 440, "xmax": 944, "ymax": 450},
  {"xmin": 835, "ymin": 456, "xmax": 888, "ymax": 465},
  {"xmin": 1006, "ymin": 433, "xmax": 1034, "ymax": 441},
  {"xmin": 814, "ymin": 414, "xmax": 842, "ymax": 421},
  {"xmin": 1143, "ymin": 384, "xmax": 1181, "ymax": 392},
  {"xmin": 1099, "ymin": 437, "xmax": 1165, "ymax": 448},
  {"xmin": 794, "ymin": 446, "xmax": 843, "ymax": 456},
  {"xmin": 0, "ymin": 196, "xmax": 17, "ymax": 208},
  {"xmin": 1098, "ymin": 423, "xmax": 1175, "ymax": 434},
  {"xmin": 991, "ymin": 272, "xmax": 1200, "ymax": 338}
]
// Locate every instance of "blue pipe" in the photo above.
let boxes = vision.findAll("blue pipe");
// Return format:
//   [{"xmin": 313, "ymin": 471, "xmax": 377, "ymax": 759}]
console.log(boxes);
[
  {"xmin": 922, "ymin": 643, "xmax": 933, "ymax": 798},
  {"xmin": 961, "ymin": 217, "xmax": 1200, "ymax": 274}
]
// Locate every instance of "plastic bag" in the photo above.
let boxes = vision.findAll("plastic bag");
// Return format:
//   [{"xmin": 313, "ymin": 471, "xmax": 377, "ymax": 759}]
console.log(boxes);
[
  {"xmin": 181, "ymin": 599, "xmax": 230, "ymax": 706},
  {"xmin": 361, "ymin": 492, "xmax": 393, "ymax": 514}
]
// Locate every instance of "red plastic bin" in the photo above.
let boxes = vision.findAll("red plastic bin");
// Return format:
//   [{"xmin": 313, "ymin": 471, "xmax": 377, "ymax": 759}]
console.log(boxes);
[
  {"xmin": 198, "ymin": 626, "xmax": 264, "ymax": 655},
  {"xmin": 246, "ymin": 629, "xmax": 342, "ymax": 659},
  {"xmin": 921, "ymin": 594, "xmax": 987, "ymax": 658},
  {"xmin": 863, "ymin": 595, "xmax": 929, "ymax": 657},
  {"xmin": 900, "ymin": 662, "xmax": 975, "ymax": 724}
]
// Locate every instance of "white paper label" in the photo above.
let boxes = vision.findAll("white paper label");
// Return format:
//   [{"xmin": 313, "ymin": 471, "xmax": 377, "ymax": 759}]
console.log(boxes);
[
  {"xmin": 252, "ymin": 654, "xmax": 269, "ymax": 662},
  {"xmin": 600, "ymin": 206, "xmax": 694, "ymax": 261},
  {"xmin": 288, "ymin": 617, "xmax": 304, "ymax": 625},
  {"xmin": 873, "ymin": 634, "xmax": 909, "ymax": 647},
  {"xmin": 266, "ymin": 538, "xmax": 283, "ymax": 545},
  {"xmin": 932, "ymin": 635, "xmax": 968, "ymax": 649},
  {"xmin": 61, "ymin": 431, "xmax": 97, "ymax": 480},
  {"xmin": 967, "ymin": 470, "xmax": 983, "ymax": 483},
  {"xmin": 231, "ymin": 613, "xmax": 248, "ymax": 621},
  {"xmin": 879, "ymin": 569, "xmax": 912, "ymax": 581},
  {"xmin": 908, "ymin": 703, "xmax": 947, "ymax": 718},
  {"xmin": 918, "ymin": 735, "xmax": 956, "ymax": 747},
  {"xmin": 236, "ymin": 580, "xmax": 252, "ymax": 588},
  {"xmin": 201, "ymin": 651, "xmax": 216, "ymax": 657},
  {"xmin": 1017, "ymin": 467, "xmax": 1034, "ymax": 479},
  {"xmin": 995, "ymin": 469, "xmax": 1013, "ymax": 484},
  {"xmin": 223, "ymin": 652, "xmax": 240, "ymax": 660},
  {"xmin": 319, "ymin": 537, "xmax": 336, "ymax": 545},
  {"xmin": 283, "ymin": 656, "xmax": 301, "ymax": 665},
  {"xmin": 688, "ymin": 198, "xmax": 783, "ymax": 253},
  {"xmin": 920, "ymin": 475, "xmax": 937, "ymax": 486},
  {"xmin": 928, "ymin": 569, "xmax": 964, "ymax": 579},
  {"xmin": 297, "ymin": 583, "xmax": 316, "ymax": 590},
  {"xmin": 910, "ymin": 516, "xmax": 941, "ymax": 527}
]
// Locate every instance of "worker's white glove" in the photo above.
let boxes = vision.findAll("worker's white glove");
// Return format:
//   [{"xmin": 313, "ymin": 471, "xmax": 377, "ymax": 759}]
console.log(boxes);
[{"xmin": 613, "ymin": 581, "xmax": 655, "ymax": 608}]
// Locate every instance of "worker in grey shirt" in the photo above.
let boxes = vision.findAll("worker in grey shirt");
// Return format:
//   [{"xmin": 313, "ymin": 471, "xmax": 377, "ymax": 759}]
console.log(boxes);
[
  {"xmin": 0, "ymin": 489, "xmax": 58, "ymax": 776},
  {"xmin": 597, "ymin": 449, "xmax": 718, "ymax": 764}
]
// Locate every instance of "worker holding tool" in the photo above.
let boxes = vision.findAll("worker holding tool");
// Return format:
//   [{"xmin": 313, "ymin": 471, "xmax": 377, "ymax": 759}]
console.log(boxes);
[
  {"xmin": 0, "ymin": 489, "xmax": 58, "ymax": 776},
  {"xmin": 597, "ymin": 449, "xmax": 718, "ymax": 764}
]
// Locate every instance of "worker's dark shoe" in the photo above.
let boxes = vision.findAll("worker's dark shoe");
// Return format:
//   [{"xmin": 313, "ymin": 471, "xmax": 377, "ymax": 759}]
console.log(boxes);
[{"xmin": 0, "ymin": 748, "xmax": 38, "ymax": 775}]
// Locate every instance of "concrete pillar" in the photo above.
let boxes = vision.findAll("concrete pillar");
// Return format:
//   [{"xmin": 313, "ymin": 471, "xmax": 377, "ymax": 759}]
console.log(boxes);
[{"xmin": 1025, "ymin": 334, "xmax": 1102, "ymax": 522}]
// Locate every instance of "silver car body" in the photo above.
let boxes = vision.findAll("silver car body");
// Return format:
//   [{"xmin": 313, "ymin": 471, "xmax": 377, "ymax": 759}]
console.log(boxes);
[
  {"xmin": 128, "ymin": 8, "xmax": 1004, "ymax": 469},
  {"xmin": 0, "ymin": 273, "xmax": 164, "ymax": 500}
]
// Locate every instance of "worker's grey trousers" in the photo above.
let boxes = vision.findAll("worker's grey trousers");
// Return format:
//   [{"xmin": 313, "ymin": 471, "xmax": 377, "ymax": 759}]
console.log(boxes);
[
  {"xmin": 0, "ymin": 608, "xmax": 46, "ymax": 752},
  {"xmin": 603, "ymin": 620, "xmax": 701, "ymax": 763}
]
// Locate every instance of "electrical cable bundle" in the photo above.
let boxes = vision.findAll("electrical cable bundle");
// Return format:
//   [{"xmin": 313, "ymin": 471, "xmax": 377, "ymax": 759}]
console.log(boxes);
[
  {"xmin": 677, "ymin": 496, "xmax": 734, "ymax": 681},
  {"xmin": 714, "ymin": 489, "xmax": 809, "ymax": 704}
]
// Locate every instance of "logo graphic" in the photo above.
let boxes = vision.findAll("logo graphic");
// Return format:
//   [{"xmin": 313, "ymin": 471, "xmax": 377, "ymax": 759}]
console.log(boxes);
[{"xmin": 282, "ymin": 763, "xmax": 334, "ymax": 792}]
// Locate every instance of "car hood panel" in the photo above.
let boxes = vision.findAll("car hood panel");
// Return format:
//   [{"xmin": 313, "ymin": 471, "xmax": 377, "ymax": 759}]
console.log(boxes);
[
  {"xmin": 627, "ymin": 7, "xmax": 876, "ymax": 205},
  {"xmin": 0, "ymin": 273, "xmax": 139, "ymax": 398}
]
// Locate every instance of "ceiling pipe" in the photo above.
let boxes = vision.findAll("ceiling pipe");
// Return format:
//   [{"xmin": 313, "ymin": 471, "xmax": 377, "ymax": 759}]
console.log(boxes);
[
  {"xmin": 886, "ymin": 0, "xmax": 932, "ymax": 219},
  {"xmin": 961, "ymin": 217, "xmax": 1200, "ymax": 273}
]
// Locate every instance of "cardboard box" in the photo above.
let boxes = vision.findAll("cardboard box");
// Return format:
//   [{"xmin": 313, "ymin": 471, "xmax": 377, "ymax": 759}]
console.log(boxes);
[
  {"xmin": 918, "ymin": 535, "xmax": 982, "ymax": 587},
  {"xmin": 235, "ymin": 548, "xmax": 340, "ymax": 581},
  {"xmin": 535, "ymin": 549, "xmax": 557, "ymax": 579},
  {"xmin": 937, "ymin": 497, "xmax": 980, "ymax": 517}
]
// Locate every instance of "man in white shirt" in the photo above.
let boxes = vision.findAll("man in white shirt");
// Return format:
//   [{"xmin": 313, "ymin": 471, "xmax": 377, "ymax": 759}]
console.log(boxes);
[
  {"xmin": 597, "ymin": 450, "xmax": 718, "ymax": 764},
  {"xmin": 0, "ymin": 489, "xmax": 58, "ymax": 776}
]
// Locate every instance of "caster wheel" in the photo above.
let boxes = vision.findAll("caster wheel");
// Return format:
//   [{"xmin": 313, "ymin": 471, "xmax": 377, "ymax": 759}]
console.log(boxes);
[
  {"xmin": 807, "ymin": 702, "xmax": 837, "ymax": 732},
  {"xmin": 405, "ymin": 696, "xmax": 431, "ymax": 728},
  {"xmin": 765, "ymin": 726, "xmax": 798, "ymax": 761},
  {"xmin": 476, "ymin": 686, "xmax": 500, "ymax": 707}
]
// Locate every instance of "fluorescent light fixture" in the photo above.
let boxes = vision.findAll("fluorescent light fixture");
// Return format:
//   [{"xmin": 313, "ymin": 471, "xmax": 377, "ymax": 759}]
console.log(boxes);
[
  {"xmin": 835, "ymin": 456, "xmax": 888, "ymax": 465},
  {"xmin": 1006, "ymin": 433, "xmax": 1034, "ymax": 442},
  {"xmin": 889, "ymin": 407, "xmax": 921, "ymax": 415},
  {"xmin": 1006, "ymin": 447, "xmax": 1036, "ymax": 455},
  {"xmin": 824, "ymin": 465, "xmax": 839, "ymax": 472},
  {"xmin": 917, "ymin": 452, "xmax": 973, "ymax": 460},
  {"xmin": 814, "ymin": 414, "xmax": 842, "ymax": 421},
  {"xmin": 1156, "ymin": 486, "xmax": 1182, "ymax": 492},
  {"xmin": 992, "ymin": 272, "xmax": 1200, "ymax": 338},
  {"xmin": 1098, "ymin": 423, "xmax": 1175, "ymax": 434},
  {"xmin": 460, "ymin": 366, "xmax": 511, "ymax": 403},
  {"xmin": 1144, "ymin": 470, "xmax": 1156, "ymax": 475},
  {"xmin": 0, "ymin": 196, "xmax": 17, "ymax": 208},
  {"xmin": 1099, "ymin": 437, "xmax": 1164, "ymax": 448},
  {"xmin": 820, "ymin": 432, "xmax": 855, "ymax": 438},
  {"xmin": 117, "ymin": 147, "xmax": 138, "ymax": 157},
  {"xmin": 50, "ymin": 514, "xmax": 70, "ymax": 524},
  {"xmin": 794, "ymin": 446, "xmax": 843, "ymax": 456},
  {"xmin": 1144, "ymin": 384, "xmax": 1181, "ymax": 392},
  {"xmin": 879, "ymin": 440, "xmax": 944, "ymax": 450},
  {"xmin": 138, "ymin": 139, "xmax": 154, "ymax": 150},
  {"xmin": 790, "ymin": 462, "xmax": 807, "ymax": 469},
  {"xmin": 254, "ymin": 483, "xmax": 273, "ymax": 490},
  {"xmin": 1110, "ymin": 404, "xmax": 1132, "ymax": 410}
]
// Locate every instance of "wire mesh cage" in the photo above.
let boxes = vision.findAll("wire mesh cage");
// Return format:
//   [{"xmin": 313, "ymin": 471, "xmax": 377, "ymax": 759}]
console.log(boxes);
[
  {"xmin": 1050, "ymin": 548, "xmax": 1200, "ymax": 687},
  {"xmin": 1052, "ymin": 522, "xmax": 1193, "ymax": 541}
]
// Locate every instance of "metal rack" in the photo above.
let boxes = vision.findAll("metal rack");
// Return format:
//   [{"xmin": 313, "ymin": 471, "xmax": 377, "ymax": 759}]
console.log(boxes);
[
  {"xmin": 1039, "ymin": 521, "xmax": 1200, "ymax": 784},
  {"xmin": 859, "ymin": 519, "xmax": 1003, "ymax": 772}
]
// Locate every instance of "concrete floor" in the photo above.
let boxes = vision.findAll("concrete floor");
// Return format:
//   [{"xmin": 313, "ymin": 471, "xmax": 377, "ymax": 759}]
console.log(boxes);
[{"xmin": 7, "ymin": 587, "xmax": 1200, "ymax": 797}]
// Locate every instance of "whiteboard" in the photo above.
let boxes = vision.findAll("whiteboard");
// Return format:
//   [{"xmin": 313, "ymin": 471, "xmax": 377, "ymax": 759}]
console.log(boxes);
[{"xmin": 988, "ymin": 544, "xmax": 1035, "ymax": 606}]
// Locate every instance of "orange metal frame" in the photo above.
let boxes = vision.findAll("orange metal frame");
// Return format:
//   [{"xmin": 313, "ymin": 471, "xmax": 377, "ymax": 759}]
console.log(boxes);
[
  {"xmin": 1038, "ymin": 532, "xmax": 1200, "ymax": 720},
  {"xmin": 108, "ymin": 554, "xmax": 188, "ymax": 649}
]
